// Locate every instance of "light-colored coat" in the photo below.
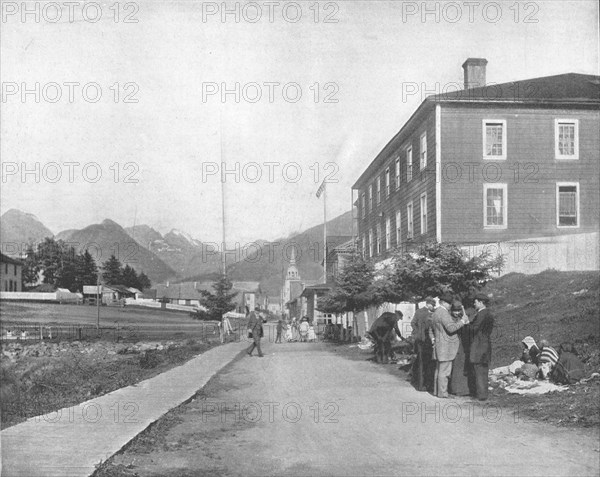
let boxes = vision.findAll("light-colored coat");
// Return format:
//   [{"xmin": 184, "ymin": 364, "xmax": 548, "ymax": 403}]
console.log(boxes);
[{"xmin": 431, "ymin": 306, "xmax": 465, "ymax": 362}]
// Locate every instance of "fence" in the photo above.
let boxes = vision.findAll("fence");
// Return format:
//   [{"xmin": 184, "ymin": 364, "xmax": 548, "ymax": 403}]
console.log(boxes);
[{"xmin": 0, "ymin": 322, "xmax": 135, "ymax": 342}]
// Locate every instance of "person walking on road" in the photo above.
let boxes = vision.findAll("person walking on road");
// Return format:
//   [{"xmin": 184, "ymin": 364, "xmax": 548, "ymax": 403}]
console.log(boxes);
[
  {"xmin": 275, "ymin": 318, "xmax": 284, "ymax": 343},
  {"xmin": 468, "ymin": 293, "xmax": 494, "ymax": 400},
  {"xmin": 246, "ymin": 307, "xmax": 265, "ymax": 357},
  {"xmin": 431, "ymin": 294, "xmax": 469, "ymax": 398}
]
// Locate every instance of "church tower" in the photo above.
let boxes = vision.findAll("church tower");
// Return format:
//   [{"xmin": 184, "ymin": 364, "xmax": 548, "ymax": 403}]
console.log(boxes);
[{"xmin": 282, "ymin": 246, "xmax": 301, "ymax": 305}]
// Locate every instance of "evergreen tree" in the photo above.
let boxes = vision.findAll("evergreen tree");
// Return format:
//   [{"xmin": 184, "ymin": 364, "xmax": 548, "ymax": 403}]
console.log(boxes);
[
  {"xmin": 198, "ymin": 275, "xmax": 238, "ymax": 321},
  {"xmin": 121, "ymin": 264, "xmax": 139, "ymax": 288},
  {"xmin": 55, "ymin": 246, "xmax": 79, "ymax": 290},
  {"xmin": 79, "ymin": 250, "xmax": 99, "ymax": 287},
  {"xmin": 137, "ymin": 271, "xmax": 151, "ymax": 290},
  {"xmin": 102, "ymin": 255, "xmax": 123, "ymax": 285},
  {"xmin": 37, "ymin": 237, "xmax": 65, "ymax": 285}
]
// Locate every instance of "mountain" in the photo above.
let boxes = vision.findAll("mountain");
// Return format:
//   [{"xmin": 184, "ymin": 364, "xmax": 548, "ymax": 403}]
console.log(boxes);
[
  {"xmin": 187, "ymin": 210, "xmax": 356, "ymax": 296},
  {"xmin": 60, "ymin": 219, "xmax": 176, "ymax": 283},
  {"xmin": 0, "ymin": 209, "xmax": 54, "ymax": 255},
  {"xmin": 124, "ymin": 226, "xmax": 223, "ymax": 279}
]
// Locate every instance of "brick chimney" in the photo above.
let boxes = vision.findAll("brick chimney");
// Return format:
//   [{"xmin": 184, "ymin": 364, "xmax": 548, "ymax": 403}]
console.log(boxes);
[{"xmin": 462, "ymin": 58, "xmax": 488, "ymax": 89}]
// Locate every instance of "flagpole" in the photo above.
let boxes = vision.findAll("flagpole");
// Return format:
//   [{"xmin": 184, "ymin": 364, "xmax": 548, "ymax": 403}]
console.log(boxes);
[
  {"xmin": 220, "ymin": 112, "xmax": 226, "ymax": 277},
  {"xmin": 323, "ymin": 184, "xmax": 327, "ymax": 284}
]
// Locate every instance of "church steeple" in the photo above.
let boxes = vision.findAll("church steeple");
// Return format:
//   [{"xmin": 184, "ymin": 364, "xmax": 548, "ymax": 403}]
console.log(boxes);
[{"xmin": 286, "ymin": 246, "xmax": 299, "ymax": 280}]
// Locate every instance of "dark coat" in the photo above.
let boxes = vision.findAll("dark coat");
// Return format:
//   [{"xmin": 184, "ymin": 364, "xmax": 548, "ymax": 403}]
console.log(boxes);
[
  {"xmin": 469, "ymin": 308, "xmax": 494, "ymax": 364},
  {"xmin": 411, "ymin": 308, "xmax": 433, "ymax": 343}
]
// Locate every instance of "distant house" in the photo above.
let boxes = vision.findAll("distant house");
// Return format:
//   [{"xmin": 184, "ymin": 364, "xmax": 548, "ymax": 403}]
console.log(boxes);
[
  {"xmin": 0, "ymin": 253, "xmax": 22, "ymax": 292},
  {"xmin": 82, "ymin": 284, "xmax": 134, "ymax": 305}
]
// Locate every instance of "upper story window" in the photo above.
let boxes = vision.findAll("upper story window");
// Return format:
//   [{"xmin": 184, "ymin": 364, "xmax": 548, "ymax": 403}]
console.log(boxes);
[
  {"xmin": 362, "ymin": 234, "xmax": 366, "ymax": 258},
  {"xmin": 406, "ymin": 146, "xmax": 413, "ymax": 182},
  {"xmin": 407, "ymin": 202, "xmax": 414, "ymax": 239},
  {"xmin": 376, "ymin": 177, "xmax": 381, "ymax": 205},
  {"xmin": 420, "ymin": 133, "xmax": 427, "ymax": 170},
  {"xmin": 376, "ymin": 223, "xmax": 382, "ymax": 254},
  {"xmin": 556, "ymin": 182, "xmax": 579, "ymax": 227},
  {"xmin": 368, "ymin": 229, "xmax": 374, "ymax": 258},
  {"xmin": 395, "ymin": 158, "xmax": 400, "ymax": 189},
  {"xmin": 484, "ymin": 183, "xmax": 508, "ymax": 229},
  {"xmin": 483, "ymin": 120, "xmax": 507, "ymax": 160},
  {"xmin": 14, "ymin": 264, "xmax": 17, "ymax": 275},
  {"xmin": 385, "ymin": 168, "xmax": 390, "ymax": 198},
  {"xmin": 361, "ymin": 193, "xmax": 366, "ymax": 218},
  {"xmin": 555, "ymin": 119, "xmax": 579, "ymax": 159},
  {"xmin": 395, "ymin": 210, "xmax": 401, "ymax": 246},
  {"xmin": 368, "ymin": 185, "xmax": 373, "ymax": 212}
]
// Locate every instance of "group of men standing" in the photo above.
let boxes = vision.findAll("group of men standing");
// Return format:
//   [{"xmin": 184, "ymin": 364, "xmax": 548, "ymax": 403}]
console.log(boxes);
[{"xmin": 411, "ymin": 293, "xmax": 494, "ymax": 400}]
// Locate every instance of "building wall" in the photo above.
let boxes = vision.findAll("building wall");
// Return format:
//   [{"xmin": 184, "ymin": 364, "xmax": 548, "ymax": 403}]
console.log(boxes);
[
  {"xmin": 1, "ymin": 261, "xmax": 22, "ymax": 292},
  {"xmin": 440, "ymin": 104, "xmax": 600, "ymax": 243},
  {"xmin": 356, "ymin": 108, "xmax": 438, "ymax": 261}
]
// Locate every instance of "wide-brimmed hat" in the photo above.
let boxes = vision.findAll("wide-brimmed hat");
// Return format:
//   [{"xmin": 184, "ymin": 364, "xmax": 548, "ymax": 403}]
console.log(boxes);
[
  {"xmin": 450, "ymin": 301, "xmax": 463, "ymax": 312},
  {"xmin": 439, "ymin": 293, "xmax": 453, "ymax": 305},
  {"xmin": 473, "ymin": 292, "xmax": 490, "ymax": 304}
]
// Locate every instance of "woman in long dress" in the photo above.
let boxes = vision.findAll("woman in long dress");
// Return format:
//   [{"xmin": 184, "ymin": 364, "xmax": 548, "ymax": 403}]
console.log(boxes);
[{"xmin": 449, "ymin": 301, "xmax": 471, "ymax": 396}]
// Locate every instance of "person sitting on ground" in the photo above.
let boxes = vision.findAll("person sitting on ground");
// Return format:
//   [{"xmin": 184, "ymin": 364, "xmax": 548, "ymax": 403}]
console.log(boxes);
[
  {"xmin": 515, "ymin": 350, "xmax": 539, "ymax": 380},
  {"xmin": 521, "ymin": 336, "xmax": 541, "ymax": 365},
  {"xmin": 550, "ymin": 342, "xmax": 586, "ymax": 385},
  {"xmin": 538, "ymin": 339, "xmax": 560, "ymax": 379}
]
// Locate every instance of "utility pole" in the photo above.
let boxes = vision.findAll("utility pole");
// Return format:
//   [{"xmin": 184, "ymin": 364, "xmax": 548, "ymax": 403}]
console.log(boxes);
[
  {"xmin": 316, "ymin": 180, "xmax": 327, "ymax": 283},
  {"xmin": 220, "ymin": 112, "xmax": 227, "ymax": 277}
]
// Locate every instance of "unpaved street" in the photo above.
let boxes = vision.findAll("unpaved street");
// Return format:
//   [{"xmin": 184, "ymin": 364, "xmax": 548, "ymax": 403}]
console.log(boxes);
[{"xmin": 102, "ymin": 334, "xmax": 600, "ymax": 477}]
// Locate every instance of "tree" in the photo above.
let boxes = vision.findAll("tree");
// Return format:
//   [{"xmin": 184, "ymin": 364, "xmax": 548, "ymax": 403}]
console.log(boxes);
[
  {"xmin": 387, "ymin": 242, "xmax": 503, "ymax": 302},
  {"xmin": 317, "ymin": 252, "xmax": 382, "ymax": 315},
  {"xmin": 198, "ymin": 274, "xmax": 238, "ymax": 321},
  {"xmin": 22, "ymin": 245, "xmax": 41, "ymax": 288},
  {"xmin": 37, "ymin": 237, "xmax": 65, "ymax": 285},
  {"xmin": 121, "ymin": 264, "xmax": 139, "ymax": 288},
  {"xmin": 102, "ymin": 255, "xmax": 123, "ymax": 285},
  {"xmin": 137, "ymin": 272, "xmax": 151, "ymax": 290},
  {"xmin": 55, "ymin": 246, "xmax": 79, "ymax": 290},
  {"xmin": 78, "ymin": 250, "xmax": 99, "ymax": 288}
]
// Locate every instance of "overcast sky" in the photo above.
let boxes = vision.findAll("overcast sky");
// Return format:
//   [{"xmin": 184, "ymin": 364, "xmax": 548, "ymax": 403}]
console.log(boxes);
[{"xmin": 1, "ymin": 0, "xmax": 598, "ymax": 244}]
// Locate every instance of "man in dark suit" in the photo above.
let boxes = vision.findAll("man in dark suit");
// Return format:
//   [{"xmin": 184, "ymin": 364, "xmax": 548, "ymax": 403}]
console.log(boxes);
[
  {"xmin": 246, "ymin": 307, "xmax": 265, "ymax": 357},
  {"xmin": 368, "ymin": 311, "xmax": 404, "ymax": 364},
  {"xmin": 468, "ymin": 293, "xmax": 494, "ymax": 400},
  {"xmin": 411, "ymin": 297, "xmax": 436, "ymax": 392}
]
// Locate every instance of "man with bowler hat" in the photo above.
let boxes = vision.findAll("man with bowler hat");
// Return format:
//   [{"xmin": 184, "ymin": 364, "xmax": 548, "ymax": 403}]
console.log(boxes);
[{"xmin": 469, "ymin": 293, "xmax": 494, "ymax": 400}]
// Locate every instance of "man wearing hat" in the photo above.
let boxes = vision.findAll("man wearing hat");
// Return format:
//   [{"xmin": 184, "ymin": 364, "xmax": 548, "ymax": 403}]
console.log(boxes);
[
  {"xmin": 469, "ymin": 293, "xmax": 494, "ymax": 400},
  {"xmin": 411, "ymin": 296, "xmax": 436, "ymax": 392},
  {"xmin": 431, "ymin": 293, "xmax": 469, "ymax": 398}
]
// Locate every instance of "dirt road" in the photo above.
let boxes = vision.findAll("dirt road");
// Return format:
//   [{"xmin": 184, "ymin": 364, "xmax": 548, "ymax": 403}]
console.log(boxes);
[{"xmin": 100, "ymin": 335, "xmax": 600, "ymax": 477}]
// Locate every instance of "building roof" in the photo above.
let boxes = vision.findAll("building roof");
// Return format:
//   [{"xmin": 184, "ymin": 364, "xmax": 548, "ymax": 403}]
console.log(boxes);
[
  {"xmin": 430, "ymin": 73, "xmax": 600, "ymax": 105},
  {"xmin": 353, "ymin": 72, "xmax": 600, "ymax": 190},
  {"xmin": 0, "ymin": 253, "xmax": 23, "ymax": 266},
  {"xmin": 154, "ymin": 280, "xmax": 261, "ymax": 300}
]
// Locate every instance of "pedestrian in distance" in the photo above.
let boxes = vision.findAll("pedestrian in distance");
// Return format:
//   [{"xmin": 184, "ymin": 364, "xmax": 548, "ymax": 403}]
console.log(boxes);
[
  {"xmin": 275, "ymin": 318, "xmax": 284, "ymax": 343},
  {"xmin": 246, "ymin": 307, "xmax": 265, "ymax": 357}
]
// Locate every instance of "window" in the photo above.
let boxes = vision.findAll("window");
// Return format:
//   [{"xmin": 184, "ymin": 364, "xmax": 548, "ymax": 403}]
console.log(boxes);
[
  {"xmin": 376, "ymin": 177, "xmax": 381, "ymax": 205},
  {"xmin": 361, "ymin": 193, "xmax": 366, "ymax": 218},
  {"xmin": 14, "ymin": 265, "xmax": 17, "ymax": 275},
  {"xmin": 556, "ymin": 183, "xmax": 579, "ymax": 227},
  {"xmin": 483, "ymin": 183, "xmax": 508, "ymax": 229},
  {"xmin": 362, "ymin": 234, "xmax": 366, "ymax": 258},
  {"xmin": 395, "ymin": 211, "xmax": 401, "ymax": 245},
  {"xmin": 376, "ymin": 224, "xmax": 382, "ymax": 254},
  {"xmin": 385, "ymin": 168, "xmax": 390, "ymax": 198},
  {"xmin": 420, "ymin": 193, "xmax": 428, "ymax": 234},
  {"xmin": 368, "ymin": 185, "xmax": 373, "ymax": 212},
  {"xmin": 407, "ymin": 202, "xmax": 414, "ymax": 239},
  {"xmin": 483, "ymin": 120, "xmax": 507, "ymax": 160},
  {"xmin": 4, "ymin": 264, "xmax": 7, "ymax": 274},
  {"xmin": 385, "ymin": 217, "xmax": 391, "ymax": 250},
  {"xmin": 369, "ymin": 229, "xmax": 374, "ymax": 258},
  {"xmin": 406, "ymin": 146, "xmax": 413, "ymax": 182},
  {"xmin": 420, "ymin": 133, "xmax": 427, "ymax": 169},
  {"xmin": 555, "ymin": 119, "xmax": 579, "ymax": 159}
]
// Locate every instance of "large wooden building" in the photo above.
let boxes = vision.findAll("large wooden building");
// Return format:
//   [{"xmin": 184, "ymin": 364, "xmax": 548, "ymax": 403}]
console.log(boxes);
[{"xmin": 353, "ymin": 59, "xmax": 600, "ymax": 266}]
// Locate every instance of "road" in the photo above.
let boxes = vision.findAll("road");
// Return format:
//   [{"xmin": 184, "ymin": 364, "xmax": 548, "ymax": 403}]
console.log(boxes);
[{"xmin": 103, "ymin": 330, "xmax": 600, "ymax": 477}]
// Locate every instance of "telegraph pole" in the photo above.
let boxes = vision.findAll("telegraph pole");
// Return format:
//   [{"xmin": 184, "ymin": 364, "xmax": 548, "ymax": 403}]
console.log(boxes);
[{"xmin": 96, "ymin": 272, "xmax": 100, "ymax": 330}]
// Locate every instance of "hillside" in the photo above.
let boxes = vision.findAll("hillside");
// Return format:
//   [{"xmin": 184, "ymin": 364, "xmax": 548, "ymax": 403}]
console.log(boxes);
[
  {"xmin": 59, "ymin": 219, "xmax": 176, "ymax": 283},
  {"xmin": 186, "ymin": 210, "xmax": 355, "ymax": 295},
  {"xmin": 482, "ymin": 270, "xmax": 600, "ymax": 366},
  {"xmin": 0, "ymin": 209, "xmax": 54, "ymax": 254}
]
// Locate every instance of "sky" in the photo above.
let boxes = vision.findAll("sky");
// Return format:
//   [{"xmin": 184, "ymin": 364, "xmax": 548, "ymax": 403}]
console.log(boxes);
[{"xmin": 1, "ymin": 0, "xmax": 598, "ymax": 245}]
